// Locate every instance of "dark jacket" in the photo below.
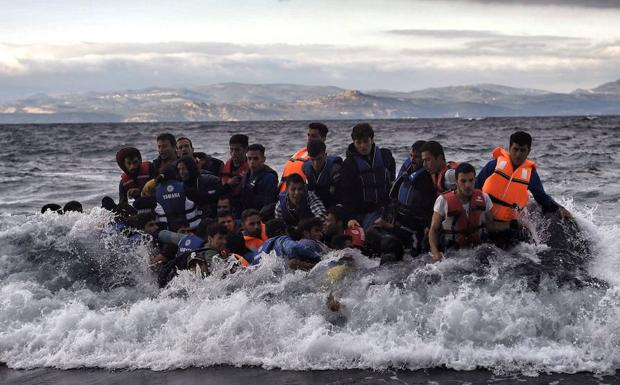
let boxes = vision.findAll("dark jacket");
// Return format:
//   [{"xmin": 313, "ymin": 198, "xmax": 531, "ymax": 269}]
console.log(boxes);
[
  {"xmin": 302, "ymin": 155, "xmax": 343, "ymax": 207},
  {"xmin": 177, "ymin": 156, "xmax": 222, "ymax": 217},
  {"xmin": 339, "ymin": 143, "xmax": 396, "ymax": 218},
  {"xmin": 240, "ymin": 165, "xmax": 279, "ymax": 211}
]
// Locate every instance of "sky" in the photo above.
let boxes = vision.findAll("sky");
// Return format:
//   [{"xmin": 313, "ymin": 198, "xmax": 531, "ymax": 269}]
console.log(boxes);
[{"xmin": 1, "ymin": 0, "xmax": 619, "ymax": 101}]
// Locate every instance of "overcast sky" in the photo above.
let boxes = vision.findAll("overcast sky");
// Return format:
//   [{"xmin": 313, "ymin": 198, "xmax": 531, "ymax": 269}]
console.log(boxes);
[{"xmin": 1, "ymin": 0, "xmax": 619, "ymax": 101}]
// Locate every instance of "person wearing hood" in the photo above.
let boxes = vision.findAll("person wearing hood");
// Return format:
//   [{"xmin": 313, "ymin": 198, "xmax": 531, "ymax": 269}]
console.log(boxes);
[
  {"xmin": 176, "ymin": 156, "xmax": 222, "ymax": 218},
  {"xmin": 338, "ymin": 123, "xmax": 396, "ymax": 229},
  {"xmin": 154, "ymin": 164, "xmax": 201, "ymax": 232},
  {"xmin": 116, "ymin": 147, "xmax": 155, "ymax": 206}
]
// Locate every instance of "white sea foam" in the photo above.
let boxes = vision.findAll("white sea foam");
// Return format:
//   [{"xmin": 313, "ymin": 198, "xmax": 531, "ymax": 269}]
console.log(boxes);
[{"xmin": 0, "ymin": 209, "xmax": 619, "ymax": 374}]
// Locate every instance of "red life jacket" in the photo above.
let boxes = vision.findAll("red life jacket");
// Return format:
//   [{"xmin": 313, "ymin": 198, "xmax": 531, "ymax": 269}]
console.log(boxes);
[
  {"xmin": 222, "ymin": 159, "xmax": 249, "ymax": 184},
  {"xmin": 443, "ymin": 189, "xmax": 486, "ymax": 248},
  {"xmin": 431, "ymin": 161, "xmax": 458, "ymax": 195},
  {"xmin": 120, "ymin": 161, "xmax": 152, "ymax": 191}
]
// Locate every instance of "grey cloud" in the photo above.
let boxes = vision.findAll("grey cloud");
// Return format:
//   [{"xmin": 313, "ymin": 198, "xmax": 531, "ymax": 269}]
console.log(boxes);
[
  {"xmin": 386, "ymin": 29, "xmax": 585, "ymax": 42},
  {"xmin": 0, "ymin": 40, "xmax": 618, "ymax": 101}
]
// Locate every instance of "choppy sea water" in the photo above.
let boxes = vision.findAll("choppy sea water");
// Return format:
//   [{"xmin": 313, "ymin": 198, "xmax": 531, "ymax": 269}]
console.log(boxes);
[{"xmin": 1, "ymin": 117, "xmax": 620, "ymax": 382}]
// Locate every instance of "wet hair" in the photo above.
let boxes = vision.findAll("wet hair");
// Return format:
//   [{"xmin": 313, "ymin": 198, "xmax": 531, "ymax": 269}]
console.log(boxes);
[
  {"xmin": 126, "ymin": 212, "xmax": 156, "ymax": 230},
  {"xmin": 260, "ymin": 203, "xmax": 276, "ymax": 223},
  {"xmin": 265, "ymin": 218, "xmax": 287, "ymax": 238},
  {"xmin": 226, "ymin": 233, "xmax": 251, "ymax": 255},
  {"xmin": 351, "ymin": 123, "xmax": 374, "ymax": 140},
  {"xmin": 286, "ymin": 173, "xmax": 305, "ymax": 187},
  {"xmin": 379, "ymin": 235, "xmax": 404, "ymax": 265},
  {"xmin": 307, "ymin": 139, "xmax": 326, "ymax": 157},
  {"xmin": 229, "ymin": 134, "xmax": 249, "ymax": 148},
  {"xmin": 298, "ymin": 217, "xmax": 323, "ymax": 235},
  {"xmin": 308, "ymin": 122, "xmax": 328, "ymax": 138},
  {"xmin": 247, "ymin": 143, "xmax": 265, "ymax": 156},
  {"xmin": 63, "ymin": 201, "xmax": 83, "ymax": 213},
  {"xmin": 115, "ymin": 147, "xmax": 142, "ymax": 170},
  {"xmin": 207, "ymin": 223, "xmax": 229, "ymax": 238},
  {"xmin": 176, "ymin": 136, "xmax": 193, "ymax": 149},
  {"xmin": 193, "ymin": 151, "xmax": 207, "ymax": 160},
  {"xmin": 326, "ymin": 205, "xmax": 345, "ymax": 224},
  {"xmin": 177, "ymin": 156, "xmax": 201, "ymax": 184},
  {"xmin": 101, "ymin": 196, "xmax": 117, "ymax": 212},
  {"xmin": 420, "ymin": 140, "xmax": 445, "ymax": 161},
  {"xmin": 241, "ymin": 208, "xmax": 261, "ymax": 223},
  {"xmin": 157, "ymin": 133, "xmax": 176, "ymax": 147},
  {"xmin": 411, "ymin": 140, "xmax": 427, "ymax": 153},
  {"xmin": 41, "ymin": 203, "xmax": 62, "ymax": 214},
  {"xmin": 330, "ymin": 234, "xmax": 352, "ymax": 250},
  {"xmin": 510, "ymin": 131, "xmax": 532, "ymax": 149},
  {"xmin": 455, "ymin": 162, "xmax": 476, "ymax": 180}
]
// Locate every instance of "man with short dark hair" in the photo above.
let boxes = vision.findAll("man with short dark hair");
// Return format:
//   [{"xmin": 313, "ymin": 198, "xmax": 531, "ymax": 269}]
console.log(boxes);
[
  {"xmin": 420, "ymin": 140, "xmax": 458, "ymax": 195},
  {"xmin": 339, "ymin": 123, "xmax": 396, "ymax": 228},
  {"xmin": 221, "ymin": 134, "xmax": 250, "ymax": 216},
  {"xmin": 280, "ymin": 122, "xmax": 329, "ymax": 192},
  {"xmin": 476, "ymin": 131, "xmax": 571, "ymax": 247},
  {"xmin": 241, "ymin": 208, "xmax": 267, "ymax": 252},
  {"xmin": 375, "ymin": 140, "xmax": 435, "ymax": 256},
  {"xmin": 274, "ymin": 173, "xmax": 326, "ymax": 227},
  {"xmin": 302, "ymin": 139, "xmax": 342, "ymax": 207},
  {"xmin": 429, "ymin": 162, "xmax": 496, "ymax": 261},
  {"xmin": 115, "ymin": 147, "xmax": 155, "ymax": 206},
  {"xmin": 217, "ymin": 211, "xmax": 238, "ymax": 234},
  {"xmin": 240, "ymin": 144, "xmax": 279, "ymax": 211},
  {"xmin": 153, "ymin": 133, "xmax": 178, "ymax": 174},
  {"xmin": 176, "ymin": 136, "xmax": 225, "ymax": 177}
]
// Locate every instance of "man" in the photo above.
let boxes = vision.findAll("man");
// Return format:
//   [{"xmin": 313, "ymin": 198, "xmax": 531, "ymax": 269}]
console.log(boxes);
[
  {"xmin": 221, "ymin": 135, "xmax": 250, "ymax": 217},
  {"xmin": 323, "ymin": 205, "xmax": 346, "ymax": 246},
  {"xmin": 376, "ymin": 140, "xmax": 435, "ymax": 255},
  {"xmin": 280, "ymin": 122, "xmax": 329, "ymax": 192},
  {"xmin": 255, "ymin": 219, "xmax": 323, "ymax": 270},
  {"xmin": 116, "ymin": 147, "xmax": 154, "ymax": 206},
  {"xmin": 176, "ymin": 136, "xmax": 224, "ymax": 177},
  {"xmin": 302, "ymin": 139, "xmax": 342, "ymax": 207},
  {"xmin": 420, "ymin": 141, "xmax": 458, "ymax": 195},
  {"xmin": 429, "ymin": 163, "xmax": 496, "ymax": 262},
  {"xmin": 476, "ymin": 131, "xmax": 571, "ymax": 247},
  {"xmin": 240, "ymin": 144, "xmax": 279, "ymax": 211},
  {"xmin": 217, "ymin": 211, "xmax": 239, "ymax": 234},
  {"xmin": 153, "ymin": 133, "xmax": 178, "ymax": 175},
  {"xmin": 187, "ymin": 224, "xmax": 250, "ymax": 275},
  {"xmin": 339, "ymin": 123, "xmax": 396, "ymax": 229},
  {"xmin": 274, "ymin": 173, "xmax": 326, "ymax": 227},
  {"xmin": 241, "ymin": 208, "xmax": 267, "ymax": 252}
]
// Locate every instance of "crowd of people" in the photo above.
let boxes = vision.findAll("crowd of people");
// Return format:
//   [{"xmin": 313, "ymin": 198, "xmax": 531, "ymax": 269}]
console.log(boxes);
[{"xmin": 41, "ymin": 122, "xmax": 572, "ymax": 290}]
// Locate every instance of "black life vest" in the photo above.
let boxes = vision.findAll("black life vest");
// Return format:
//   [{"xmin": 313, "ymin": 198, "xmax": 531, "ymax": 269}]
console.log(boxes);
[
  {"xmin": 278, "ymin": 191, "xmax": 314, "ymax": 226},
  {"xmin": 395, "ymin": 167, "xmax": 426, "ymax": 207},
  {"xmin": 442, "ymin": 189, "xmax": 486, "ymax": 248},
  {"xmin": 241, "ymin": 166, "xmax": 278, "ymax": 210},
  {"xmin": 353, "ymin": 146, "xmax": 389, "ymax": 204},
  {"xmin": 302, "ymin": 155, "xmax": 341, "ymax": 206}
]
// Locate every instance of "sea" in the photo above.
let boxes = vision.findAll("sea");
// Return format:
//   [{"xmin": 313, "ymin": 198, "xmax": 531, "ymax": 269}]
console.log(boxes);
[{"xmin": 1, "ymin": 117, "xmax": 620, "ymax": 384}]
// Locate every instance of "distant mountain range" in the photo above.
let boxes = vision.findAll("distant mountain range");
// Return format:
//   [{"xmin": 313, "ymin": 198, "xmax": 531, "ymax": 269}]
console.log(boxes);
[{"xmin": 1, "ymin": 80, "xmax": 619, "ymax": 123}]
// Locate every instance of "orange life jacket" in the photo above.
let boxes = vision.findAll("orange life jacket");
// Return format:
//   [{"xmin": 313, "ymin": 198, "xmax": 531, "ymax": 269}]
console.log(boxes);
[
  {"xmin": 120, "ymin": 161, "xmax": 152, "ymax": 192},
  {"xmin": 221, "ymin": 159, "xmax": 249, "ymax": 184},
  {"xmin": 482, "ymin": 147, "xmax": 536, "ymax": 221},
  {"xmin": 243, "ymin": 235, "xmax": 265, "ymax": 252},
  {"xmin": 443, "ymin": 189, "xmax": 486, "ymax": 248},
  {"xmin": 431, "ymin": 161, "xmax": 458, "ymax": 195},
  {"xmin": 230, "ymin": 253, "xmax": 250, "ymax": 267},
  {"xmin": 279, "ymin": 147, "xmax": 308, "ymax": 192}
]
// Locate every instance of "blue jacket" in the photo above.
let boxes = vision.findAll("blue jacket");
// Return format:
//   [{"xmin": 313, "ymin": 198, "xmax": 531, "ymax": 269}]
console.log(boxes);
[
  {"xmin": 476, "ymin": 159, "xmax": 559, "ymax": 212},
  {"xmin": 254, "ymin": 236, "xmax": 322, "ymax": 265}
]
